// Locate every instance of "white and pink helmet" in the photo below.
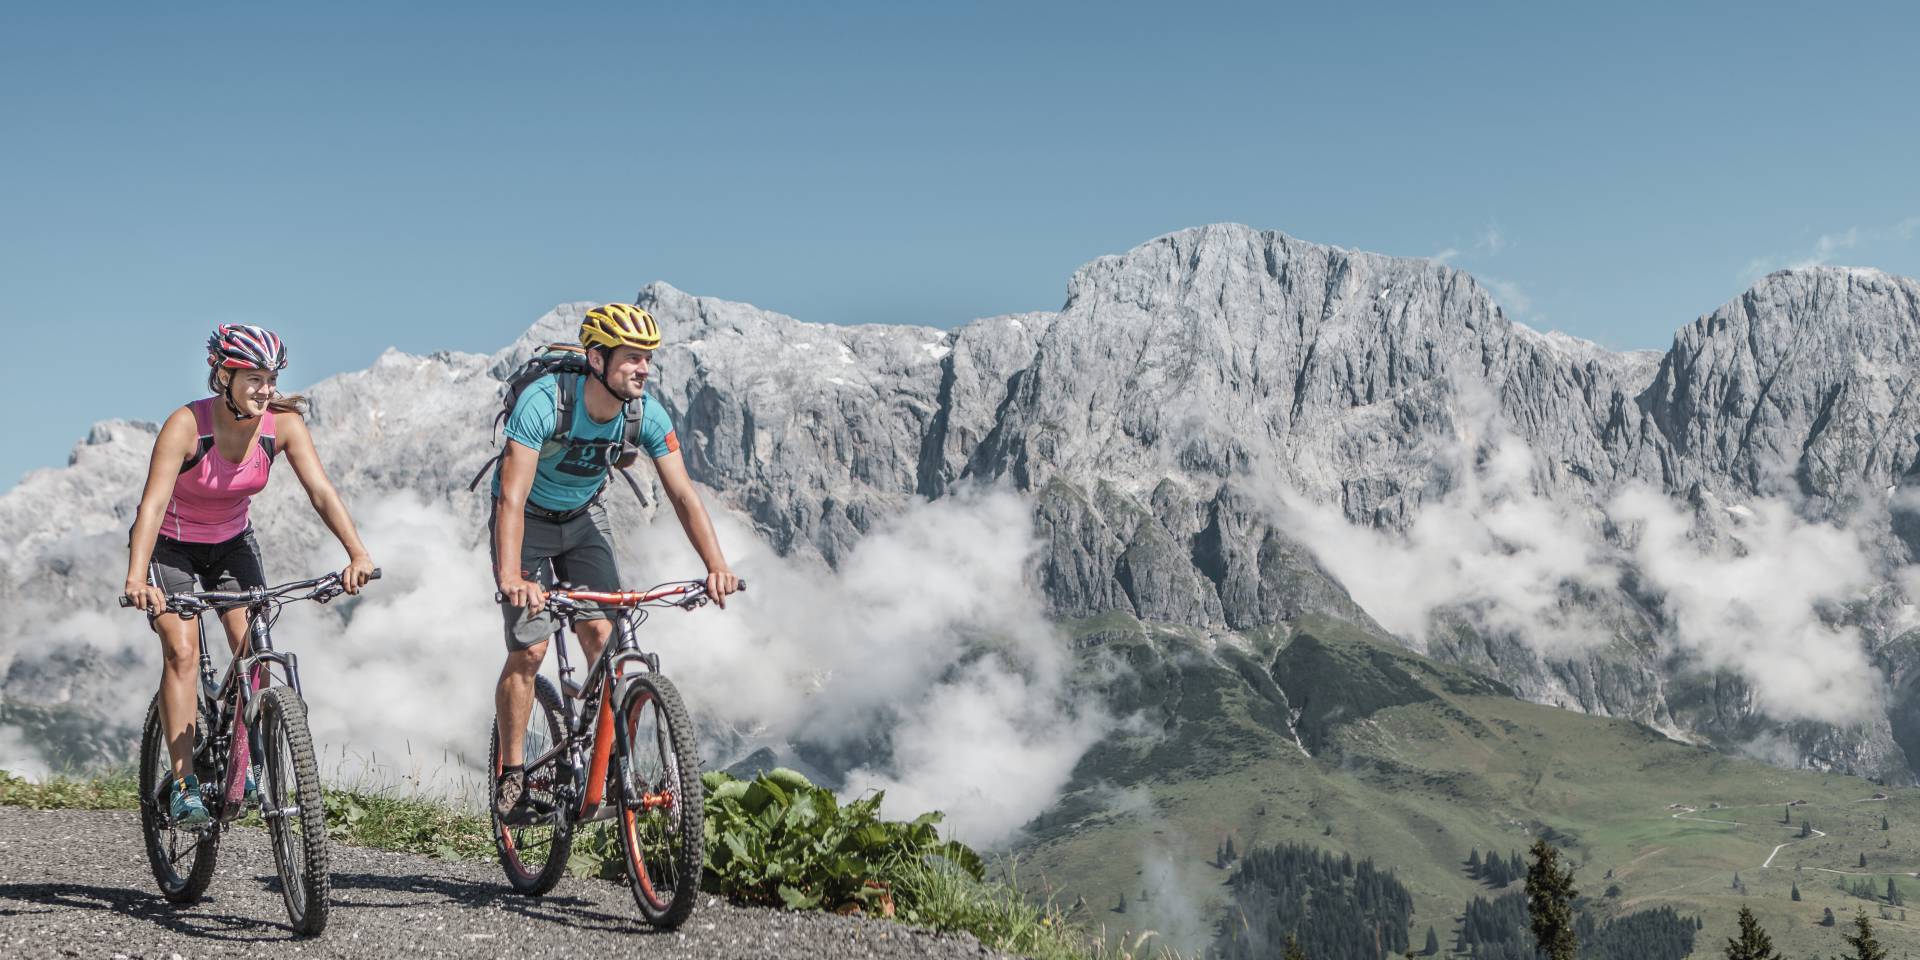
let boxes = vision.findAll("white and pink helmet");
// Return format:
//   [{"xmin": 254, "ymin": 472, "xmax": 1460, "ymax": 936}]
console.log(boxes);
[{"xmin": 206, "ymin": 324, "xmax": 288, "ymax": 372}]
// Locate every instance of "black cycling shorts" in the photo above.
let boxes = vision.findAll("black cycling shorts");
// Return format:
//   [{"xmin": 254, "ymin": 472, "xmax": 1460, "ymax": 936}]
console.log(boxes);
[{"xmin": 148, "ymin": 528, "xmax": 268, "ymax": 596}]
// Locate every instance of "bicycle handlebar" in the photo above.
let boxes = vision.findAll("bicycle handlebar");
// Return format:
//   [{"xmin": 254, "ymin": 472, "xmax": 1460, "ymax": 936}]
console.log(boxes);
[
  {"xmin": 121, "ymin": 568, "xmax": 382, "ymax": 614},
  {"xmin": 493, "ymin": 577, "xmax": 745, "ymax": 612}
]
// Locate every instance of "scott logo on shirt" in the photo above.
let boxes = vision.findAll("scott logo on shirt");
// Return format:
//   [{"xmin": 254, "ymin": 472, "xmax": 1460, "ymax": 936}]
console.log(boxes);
[{"xmin": 554, "ymin": 439, "xmax": 620, "ymax": 477}]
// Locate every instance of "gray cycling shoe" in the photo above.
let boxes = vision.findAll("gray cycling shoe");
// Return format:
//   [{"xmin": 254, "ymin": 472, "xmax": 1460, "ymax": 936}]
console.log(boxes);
[{"xmin": 495, "ymin": 768, "xmax": 539, "ymax": 825}]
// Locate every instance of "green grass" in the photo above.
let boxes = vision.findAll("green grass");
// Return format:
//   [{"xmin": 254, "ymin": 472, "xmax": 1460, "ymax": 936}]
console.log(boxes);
[
  {"xmin": 0, "ymin": 769, "xmax": 495, "ymax": 860},
  {"xmin": 0, "ymin": 769, "xmax": 140, "ymax": 809},
  {"xmin": 892, "ymin": 858, "xmax": 1190, "ymax": 960},
  {"xmin": 1024, "ymin": 610, "xmax": 1920, "ymax": 957}
]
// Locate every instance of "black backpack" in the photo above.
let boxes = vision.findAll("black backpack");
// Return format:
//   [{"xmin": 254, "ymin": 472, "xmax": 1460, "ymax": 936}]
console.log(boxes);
[{"xmin": 468, "ymin": 343, "xmax": 650, "ymax": 506}]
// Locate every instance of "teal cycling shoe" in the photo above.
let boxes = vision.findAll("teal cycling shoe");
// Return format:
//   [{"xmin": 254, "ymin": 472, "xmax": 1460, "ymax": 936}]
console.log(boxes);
[{"xmin": 169, "ymin": 774, "xmax": 210, "ymax": 828}]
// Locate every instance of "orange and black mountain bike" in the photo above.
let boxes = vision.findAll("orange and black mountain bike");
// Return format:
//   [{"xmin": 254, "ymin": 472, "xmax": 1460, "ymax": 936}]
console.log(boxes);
[{"xmin": 488, "ymin": 578, "xmax": 738, "ymax": 929}]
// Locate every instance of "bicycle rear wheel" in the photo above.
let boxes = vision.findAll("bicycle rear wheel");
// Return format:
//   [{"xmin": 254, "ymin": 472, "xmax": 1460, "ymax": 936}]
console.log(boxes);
[
  {"xmin": 259, "ymin": 686, "xmax": 330, "ymax": 936},
  {"xmin": 138, "ymin": 693, "xmax": 220, "ymax": 904},
  {"xmin": 489, "ymin": 675, "xmax": 573, "ymax": 895},
  {"xmin": 613, "ymin": 672, "xmax": 704, "ymax": 928}
]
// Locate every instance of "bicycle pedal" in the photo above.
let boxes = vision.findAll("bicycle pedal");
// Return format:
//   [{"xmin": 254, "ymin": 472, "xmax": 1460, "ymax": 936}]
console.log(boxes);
[{"xmin": 499, "ymin": 804, "xmax": 545, "ymax": 827}]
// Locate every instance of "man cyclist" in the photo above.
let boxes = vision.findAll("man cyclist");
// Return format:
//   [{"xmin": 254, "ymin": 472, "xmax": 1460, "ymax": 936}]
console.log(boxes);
[{"xmin": 490, "ymin": 303, "xmax": 740, "ymax": 823}]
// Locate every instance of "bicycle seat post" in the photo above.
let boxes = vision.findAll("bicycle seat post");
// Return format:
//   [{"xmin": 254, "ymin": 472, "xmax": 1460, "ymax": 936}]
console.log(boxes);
[
  {"xmin": 194, "ymin": 608, "xmax": 217, "ymax": 695},
  {"xmin": 552, "ymin": 623, "xmax": 582, "ymax": 699}
]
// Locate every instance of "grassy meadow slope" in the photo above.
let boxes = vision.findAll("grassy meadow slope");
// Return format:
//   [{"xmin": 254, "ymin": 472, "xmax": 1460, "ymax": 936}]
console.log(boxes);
[{"xmin": 1019, "ymin": 613, "xmax": 1920, "ymax": 956}]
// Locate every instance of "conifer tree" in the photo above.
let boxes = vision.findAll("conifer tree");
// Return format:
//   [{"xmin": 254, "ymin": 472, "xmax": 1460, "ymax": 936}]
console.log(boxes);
[
  {"xmin": 1721, "ymin": 905, "xmax": 1782, "ymax": 960},
  {"xmin": 1423, "ymin": 925, "xmax": 1439, "ymax": 956},
  {"xmin": 1791, "ymin": 881, "xmax": 1801, "ymax": 901},
  {"xmin": 1841, "ymin": 910, "xmax": 1888, "ymax": 960},
  {"xmin": 1282, "ymin": 933, "xmax": 1306, "ymax": 960},
  {"xmin": 1525, "ymin": 839, "xmax": 1578, "ymax": 960}
]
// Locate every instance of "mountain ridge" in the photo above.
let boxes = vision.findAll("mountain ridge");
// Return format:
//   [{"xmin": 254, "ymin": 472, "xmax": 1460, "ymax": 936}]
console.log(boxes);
[{"xmin": 2, "ymin": 223, "xmax": 1916, "ymax": 790}]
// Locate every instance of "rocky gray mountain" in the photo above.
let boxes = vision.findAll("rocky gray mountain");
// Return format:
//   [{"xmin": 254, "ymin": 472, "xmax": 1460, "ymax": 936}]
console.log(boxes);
[{"xmin": 3, "ymin": 223, "xmax": 1917, "ymax": 787}]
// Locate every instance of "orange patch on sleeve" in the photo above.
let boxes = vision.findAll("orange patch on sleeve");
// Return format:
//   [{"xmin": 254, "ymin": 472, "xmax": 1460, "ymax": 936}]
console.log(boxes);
[{"xmin": 664, "ymin": 430, "xmax": 680, "ymax": 454}]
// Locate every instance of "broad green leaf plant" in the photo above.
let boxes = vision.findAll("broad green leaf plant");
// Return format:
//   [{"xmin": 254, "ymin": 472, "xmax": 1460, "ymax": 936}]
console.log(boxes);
[{"xmin": 700, "ymin": 767, "xmax": 983, "ymax": 913}]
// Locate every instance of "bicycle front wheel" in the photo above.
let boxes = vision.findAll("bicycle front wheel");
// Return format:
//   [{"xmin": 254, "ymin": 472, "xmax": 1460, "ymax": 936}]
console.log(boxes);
[
  {"xmin": 613, "ymin": 672, "xmax": 704, "ymax": 929},
  {"xmin": 139, "ymin": 693, "xmax": 220, "ymax": 904},
  {"xmin": 259, "ymin": 686, "xmax": 330, "ymax": 936}
]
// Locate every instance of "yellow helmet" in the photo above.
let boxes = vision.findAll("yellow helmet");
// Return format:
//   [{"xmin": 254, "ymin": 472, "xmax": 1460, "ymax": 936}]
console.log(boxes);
[{"xmin": 580, "ymin": 303, "xmax": 661, "ymax": 351}]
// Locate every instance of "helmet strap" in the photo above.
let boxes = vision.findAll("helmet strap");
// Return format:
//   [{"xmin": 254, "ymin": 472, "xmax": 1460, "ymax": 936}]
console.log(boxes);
[
  {"xmin": 588, "ymin": 346, "xmax": 618, "ymax": 400},
  {"xmin": 220, "ymin": 371, "xmax": 257, "ymax": 422}
]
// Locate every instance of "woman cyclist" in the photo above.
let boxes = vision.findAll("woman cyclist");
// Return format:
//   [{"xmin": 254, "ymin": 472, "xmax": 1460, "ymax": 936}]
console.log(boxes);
[{"xmin": 123, "ymin": 324, "xmax": 376, "ymax": 827}]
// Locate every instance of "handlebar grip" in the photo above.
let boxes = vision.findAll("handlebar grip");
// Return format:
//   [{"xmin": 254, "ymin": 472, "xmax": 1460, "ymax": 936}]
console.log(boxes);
[
  {"xmin": 119, "ymin": 596, "xmax": 134, "ymax": 608},
  {"xmin": 368, "ymin": 568, "xmax": 382, "ymax": 580},
  {"xmin": 736, "ymin": 579, "xmax": 746, "ymax": 592}
]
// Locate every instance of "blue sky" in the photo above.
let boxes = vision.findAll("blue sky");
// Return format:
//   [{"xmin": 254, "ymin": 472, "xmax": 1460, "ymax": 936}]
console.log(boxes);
[{"xmin": 4, "ymin": 2, "xmax": 1917, "ymax": 488}]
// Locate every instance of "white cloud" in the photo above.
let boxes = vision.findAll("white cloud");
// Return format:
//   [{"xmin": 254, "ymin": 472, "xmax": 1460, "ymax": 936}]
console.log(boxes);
[
  {"xmin": 1482, "ymin": 277, "xmax": 1539, "ymax": 322},
  {"xmin": 0, "ymin": 484, "xmax": 1109, "ymax": 848},
  {"xmin": 1737, "ymin": 217, "xmax": 1920, "ymax": 279},
  {"xmin": 1269, "ymin": 426, "xmax": 1611, "ymax": 656},
  {"xmin": 1477, "ymin": 225, "xmax": 1506, "ymax": 256},
  {"xmin": 1428, "ymin": 223, "xmax": 1504, "ymax": 266},
  {"xmin": 0, "ymin": 725, "xmax": 49, "ymax": 780},
  {"xmin": 1606, "ymin": 488, "xmax": 1883, "ymax": 726},
  {"xmin": 1788, "ymin": 228, "xmax": 1861, "ymax": 269},
  {"xmin": 620, "ymin": 487, "xmax": 1109, "ymax": 848},
  {"xmin": 1258, "ymin": 384, "xmax": 1914, "ymax": 728}
]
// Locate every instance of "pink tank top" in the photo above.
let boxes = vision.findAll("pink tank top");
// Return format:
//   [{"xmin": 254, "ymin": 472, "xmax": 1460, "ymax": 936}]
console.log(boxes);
[{"xmin": 162, "ymin": 398, "xmax": 278, "ymax": 543}]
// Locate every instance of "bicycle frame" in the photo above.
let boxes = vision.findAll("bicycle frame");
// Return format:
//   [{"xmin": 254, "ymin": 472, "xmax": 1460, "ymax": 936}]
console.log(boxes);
[
  {"xmin": 130, "ymin": 570, "xmax": 373, "ymax": 823},
  {"xmin": 526, "ymin": 610, "xmax": 649, "ymax": 823},
  {"xmin": 193, "ymin": 591, "xmax": 303, "ymax": 822},
  {"xmin": 519, "ymin": 583, "xmax": 706, "ymax": 826}
]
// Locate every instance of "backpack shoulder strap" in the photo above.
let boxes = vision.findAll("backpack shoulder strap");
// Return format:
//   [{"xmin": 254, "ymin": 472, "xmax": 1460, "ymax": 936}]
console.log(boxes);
[
  {"xmin": 623, "ymin": 394, "xmax": 644, "ymax": 448},
  {"xmin": 617, "ymin": 464, "xmax": 651, "ymax": 507},
  {"xmin": 551, "ymin": 374, "xmax": 581, "ymax": 446}
]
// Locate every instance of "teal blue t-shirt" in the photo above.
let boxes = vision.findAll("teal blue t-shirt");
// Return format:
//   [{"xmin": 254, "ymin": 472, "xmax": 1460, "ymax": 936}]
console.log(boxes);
[{"xmin": 491, "ymin": 373, "xmax": 679, "ymax": 511}]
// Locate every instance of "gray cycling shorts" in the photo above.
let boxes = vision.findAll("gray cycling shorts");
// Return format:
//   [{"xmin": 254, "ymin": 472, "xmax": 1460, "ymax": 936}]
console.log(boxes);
[{"xmin": 489, "ymin": 499, "xmax": 623, "ymax": 650}]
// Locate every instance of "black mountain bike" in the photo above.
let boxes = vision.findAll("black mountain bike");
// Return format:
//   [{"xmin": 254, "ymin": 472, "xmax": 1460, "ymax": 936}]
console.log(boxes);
[
  {"xmin": 123, "ymin": 569, "xmax": 379, "ymax": 936},
  {"xmin": 488, "ymin": 578, "xmax": 737, "ymax": 929}
]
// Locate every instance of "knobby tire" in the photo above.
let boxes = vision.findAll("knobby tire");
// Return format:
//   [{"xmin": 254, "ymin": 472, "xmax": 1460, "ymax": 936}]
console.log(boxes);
[
  {"xmin": 490, "ymin": 675, "xmax": 573, "ymax": 895},
  {"xmin": 139, "ymin": 693, "xmax": 220, "ymax": 904},
  {"xmin": 614, "ymin": 672, "xmax": 705, "ymax": 929},
  {"xmin": 259, "ymin": 686, "xmax": 330, "ymax": 936}
]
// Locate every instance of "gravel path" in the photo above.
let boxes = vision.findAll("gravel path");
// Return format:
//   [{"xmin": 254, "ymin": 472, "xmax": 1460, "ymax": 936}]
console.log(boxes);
[{"xmin": 0, "ymin": 807, "xmax": 1007, "ymax": 959}]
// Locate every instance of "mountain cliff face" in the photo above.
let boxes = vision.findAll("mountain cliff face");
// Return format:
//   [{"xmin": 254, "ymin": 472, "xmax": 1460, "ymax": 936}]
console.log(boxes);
[{"xmin": 3, "ymin": 224, "xmax": 1917, "ymax": 784}]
